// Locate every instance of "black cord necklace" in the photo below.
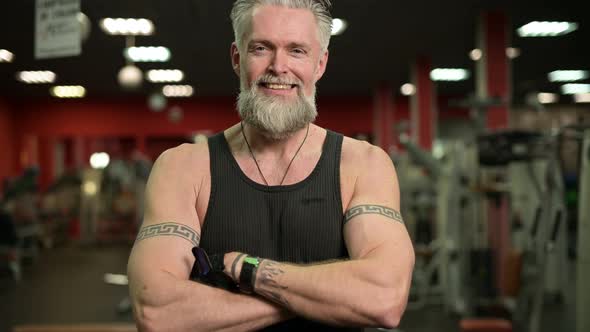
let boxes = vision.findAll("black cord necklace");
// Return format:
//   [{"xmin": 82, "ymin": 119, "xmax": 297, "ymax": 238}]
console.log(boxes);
[{"xmin": 240, "ymin": 122, "xmax": 310, "ymax": 186}]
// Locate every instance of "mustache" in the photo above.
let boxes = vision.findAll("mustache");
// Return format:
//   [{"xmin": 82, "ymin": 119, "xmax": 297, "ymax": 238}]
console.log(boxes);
[{"xmin": 254, "ymin": 74, "xmax": 301, "ymax": 86}]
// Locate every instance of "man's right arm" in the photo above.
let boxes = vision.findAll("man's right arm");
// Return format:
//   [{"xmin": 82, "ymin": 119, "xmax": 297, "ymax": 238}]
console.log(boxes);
[{"xmin": 127, "ymin": 143, "xmax": 292, "ymax": 332}]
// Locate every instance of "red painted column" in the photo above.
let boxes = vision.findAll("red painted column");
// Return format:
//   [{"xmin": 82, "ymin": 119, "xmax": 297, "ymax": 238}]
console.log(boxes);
[
  {"xmin": 20, "ymin": 134, "xmax": 39, "ymax": 170},
  {"xmin": 411, "ymin": 57, "xmax": 436, "ymax": 151},
  {"xmin": 372, "ymin": 83, "xmax": 395, "ymax": 153},
  {"xmin": 477, "ymin": 11, "xmax": 512, "ymax": 296},
  {"xmin": 62, "ymin": 138, "xmax": 74, "ymax": 172},
  {"xmin": 72, "ymin": 136, "xmax": 86, "ymax": 168},
  {"xmin": 477, "ymin": 11, "xmax": 511, "ymax": 130},
  {"xmin": 0, "ymin": 103, "xmax": 16, "ymax": 183}
]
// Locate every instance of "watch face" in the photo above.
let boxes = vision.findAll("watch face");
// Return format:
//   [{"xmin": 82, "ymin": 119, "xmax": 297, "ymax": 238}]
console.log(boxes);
[
  {"xmin": 244, "ymin": 256, "xmax": 259, "ymax": 266},
  {"xmin": 192, "ymin": 247, "xmax": 212, "ymax": 275}
]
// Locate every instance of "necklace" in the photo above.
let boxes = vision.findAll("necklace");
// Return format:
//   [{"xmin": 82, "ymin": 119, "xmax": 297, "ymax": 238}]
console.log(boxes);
[{"xmin": 240, "ymin": 122, "xmax": 310, "ymax": 186}]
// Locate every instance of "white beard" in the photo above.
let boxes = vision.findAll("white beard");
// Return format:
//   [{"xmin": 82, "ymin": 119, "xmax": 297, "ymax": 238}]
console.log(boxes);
[{"xmin": 237, "ymin": 74, "xmax": 317, "ymax": 140}]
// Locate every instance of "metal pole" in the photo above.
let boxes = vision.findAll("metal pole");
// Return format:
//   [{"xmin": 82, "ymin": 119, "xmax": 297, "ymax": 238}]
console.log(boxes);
[{"xmin": 577, "ymin": 129, "xmax": 590, "ymax": 332}]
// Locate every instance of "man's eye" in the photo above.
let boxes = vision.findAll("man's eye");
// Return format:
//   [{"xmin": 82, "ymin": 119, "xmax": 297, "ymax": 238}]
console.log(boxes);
[{"xmin": 292, "ymin": 48, "xmax": 305, "ymax": 54}]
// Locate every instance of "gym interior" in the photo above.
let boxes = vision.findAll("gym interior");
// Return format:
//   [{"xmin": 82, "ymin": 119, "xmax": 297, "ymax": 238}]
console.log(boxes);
[{"xmin": 1, "ymin": 1, "xmax": 589, "ymax": 332}]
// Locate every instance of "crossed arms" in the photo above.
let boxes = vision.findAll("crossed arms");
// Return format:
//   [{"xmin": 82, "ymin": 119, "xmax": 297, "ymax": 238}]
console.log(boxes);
[{"xmin": 127, "ymin": 141, "xmax": 415, "ymax": 331}]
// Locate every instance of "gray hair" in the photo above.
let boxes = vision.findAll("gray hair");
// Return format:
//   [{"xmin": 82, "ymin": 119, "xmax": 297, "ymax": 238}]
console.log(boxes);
[{"xmin": 230, "ymin": 0, "xmax": 333, "ymax": 52}]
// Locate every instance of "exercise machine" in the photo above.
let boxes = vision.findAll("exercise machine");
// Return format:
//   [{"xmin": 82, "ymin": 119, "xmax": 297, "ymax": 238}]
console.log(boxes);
[
  {"xmin": 572, "ymin": 126, "xmax": 590, "ymax": 332},
  {"xmin": 460, "ymin": 129, "xmax": 568, "ymax": 332},
  {"xmin": 400, "ymin": 135, "xmax": 475, "ymax": 315}
]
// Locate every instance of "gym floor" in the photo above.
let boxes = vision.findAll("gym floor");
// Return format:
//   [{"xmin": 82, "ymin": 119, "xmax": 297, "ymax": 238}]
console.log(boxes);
[{"xmin": 0, "ymin": 245, "xmax": 576, "ymax": 332}]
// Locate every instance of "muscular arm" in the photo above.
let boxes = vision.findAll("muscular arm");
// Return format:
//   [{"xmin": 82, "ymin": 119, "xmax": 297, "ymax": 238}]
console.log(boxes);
[
  {"xmin": 226, "ymin": 143, "xmax": 415, "ymax": 329},
  {"xmin": 127, "ymin": 144, "xmax": 292, "ymax": 332}
]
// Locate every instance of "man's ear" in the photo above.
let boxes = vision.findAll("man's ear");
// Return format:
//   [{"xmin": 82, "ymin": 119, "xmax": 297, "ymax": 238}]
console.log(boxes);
[
  {"xmin": 230, "ymin": 42, "xmax": 241, "ymax": 77},
  {"xmin": 315, "ymin": 49, "xmax": 329, "ymax": 81}
]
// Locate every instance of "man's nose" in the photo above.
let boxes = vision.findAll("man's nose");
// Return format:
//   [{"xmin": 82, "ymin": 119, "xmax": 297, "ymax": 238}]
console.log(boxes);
[{"xmin": 268, "ymin": 50, "xmax": 289, "ymax": 74}]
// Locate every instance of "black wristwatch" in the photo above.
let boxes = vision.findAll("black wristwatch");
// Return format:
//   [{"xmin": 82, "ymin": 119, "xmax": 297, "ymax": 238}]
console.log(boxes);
[
  {"xmin": 239, "ymin": 256, "xmax": 260, "ymax": 294},
  {"xmin": 190, "ymin": 247, "xmax": 238, "ymax": 292}
]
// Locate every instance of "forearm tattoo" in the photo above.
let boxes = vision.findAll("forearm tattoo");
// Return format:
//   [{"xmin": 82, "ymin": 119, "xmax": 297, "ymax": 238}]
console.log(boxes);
[
  {"xmin": 344, "ymin": 204, "xmax": 404, "ymax": 224},
  {"xmin": 135, "ymin": 222, "xmax": 200, "ymax": 246},
  {"xmin": 256, "ymin": 260, "xmax": 291, "ymax": 309}
]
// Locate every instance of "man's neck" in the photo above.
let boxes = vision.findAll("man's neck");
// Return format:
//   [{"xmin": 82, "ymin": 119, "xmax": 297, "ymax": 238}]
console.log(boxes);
[{"xmin": 241, "ymin": 122, "xmax": 312, "ymax": 159}]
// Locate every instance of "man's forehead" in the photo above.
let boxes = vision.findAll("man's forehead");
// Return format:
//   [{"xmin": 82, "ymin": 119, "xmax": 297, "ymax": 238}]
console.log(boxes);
[{"xmin": 248, "ymin": 5, "xmax": 320, "ymax": 43}]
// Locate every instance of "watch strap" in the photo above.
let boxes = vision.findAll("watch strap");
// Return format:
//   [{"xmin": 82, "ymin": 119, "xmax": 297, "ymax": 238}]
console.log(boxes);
[
  {"xmin": 239, "ymin": 256, "xmax": 260, "ymax": 294},
  {"xmin": 189, "ymin": 247, "xmax": 238, "ymax": 292},
  {"xmin": 208, "ymin": 254, "xmax": 225, "ymax": 273}
]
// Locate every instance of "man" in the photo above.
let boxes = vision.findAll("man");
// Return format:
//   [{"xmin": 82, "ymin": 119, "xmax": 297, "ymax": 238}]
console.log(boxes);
[{"xmin": 127, "ymin": 1, "xmax": 414, "ymax": 331}]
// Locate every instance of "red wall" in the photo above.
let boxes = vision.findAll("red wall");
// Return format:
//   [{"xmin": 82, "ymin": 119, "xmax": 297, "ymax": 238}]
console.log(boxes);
[
  {"xmin": 12, "ymin": 96, "xmax": 375, "ymax": 189},
  {"xmin": 9, "ymin": 94, "xmax": 466, "ymax": 190},
  {"xmin": 15, "ymin": 96, "xmax": 374, "ymax": 137},
  {"xmin": 15, "ymin": 97, "xmax": 238, "ymax": 136},
  {"xmin": 0, "ymin": 98, "xmax": 16, "ymax": 186}
]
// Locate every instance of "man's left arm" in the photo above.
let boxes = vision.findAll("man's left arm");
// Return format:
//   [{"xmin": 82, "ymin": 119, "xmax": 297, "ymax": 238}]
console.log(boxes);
[{"xmin": 224, "ymin": 144, "xmax": 415, "ymax": 329}]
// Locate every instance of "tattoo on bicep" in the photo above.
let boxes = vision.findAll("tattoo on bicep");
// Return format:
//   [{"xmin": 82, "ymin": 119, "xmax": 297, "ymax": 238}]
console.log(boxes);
[
  {"xmin": 344, "ymin": 205, "xmax": 404, "ymax": 224},
  {"xmin": 256, "ymin": 260, "xmax": 291, "ymax": 309},
  {"xmin": 135, "ymin": 222, "xmax": 200, "ymax": 246}
]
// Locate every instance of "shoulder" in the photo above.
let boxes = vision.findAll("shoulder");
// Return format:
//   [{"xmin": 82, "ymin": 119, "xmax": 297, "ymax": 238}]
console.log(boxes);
[
  {"xmin": 155, "ymin": 141, "xmax": 209, "ymax": 171},
  {"xmin": 338, "ymin": 136, "xmax": 399, "ymax": 210},
  {"xmin": 340, "ymin": 136, "xmax": 395, "ymax": 176},
  {"xmin": 148, "ymin": 141, "xmax": 210, "ymax": 188}
]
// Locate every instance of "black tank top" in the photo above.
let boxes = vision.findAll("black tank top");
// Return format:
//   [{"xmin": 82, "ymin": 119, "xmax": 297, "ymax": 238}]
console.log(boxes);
[{"xmin": 200, "ymin": 130, "xmax": 362, "ymax": 331}]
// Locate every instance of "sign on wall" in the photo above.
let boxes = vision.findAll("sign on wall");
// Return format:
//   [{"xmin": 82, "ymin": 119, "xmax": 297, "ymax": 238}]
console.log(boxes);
[{"xmin": 35, "ymin": 0, "xmax": 81, "ymax": 59}]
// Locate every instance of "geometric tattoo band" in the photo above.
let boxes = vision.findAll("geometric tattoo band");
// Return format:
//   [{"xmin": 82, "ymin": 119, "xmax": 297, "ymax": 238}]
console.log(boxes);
[
  {"xmin": 135, "ymin": 222, "xmax": 200, "ymax": 246},
  {"xmin": 344, "ymin": 204, "xmax": 404, "ymax": 224}
]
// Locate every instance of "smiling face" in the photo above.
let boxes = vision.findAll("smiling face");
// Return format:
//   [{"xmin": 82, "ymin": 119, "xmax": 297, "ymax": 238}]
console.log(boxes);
[{"xmin": 232, "ymin": 4, "xmax": 329, "ymax": 139}]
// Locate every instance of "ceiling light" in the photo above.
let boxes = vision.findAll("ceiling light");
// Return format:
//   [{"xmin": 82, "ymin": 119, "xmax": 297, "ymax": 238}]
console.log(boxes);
[
  {"xmin": 506, "ymin": 47, "xmax": 521, "ymax": 59},
  {"xmin": 0, "ymin": 49, "xmax": 14, "ymax": 62},
  {"xmin": 469, "ymin": 48, "xmax": 520, "ymax": 61},
  {"xmin": 517, "ymin": 21, "xmax": 578, "ymax": 37},
  {"xmin": 469, "ymin": 49, "xmax": 482, "ymax": 61},
  {"xmin": 147, "ymin": 69, "xmax": 184, "ymax": 83},
  {"xmin": 574, "ymin": 93, "xmax": 590, "ymax": 103},
  {"xmin": 50, "ymin": 85, "xmax": 86, "ymax": 98},
  {"xmin": 103, "ymin": 273, "xmax": 128, "ymax": 286},
  {"xmin": 537, "ymin": 93, "xmax": 558, "ymax": 104},
  {"xmin": 548, "ymin": 70, "xmax": 589, "ymax": 82},
  {"xmin": 100, "ymin": 18, "xmax": 154, "ymax": 35},
  {"xmin": 162, "ymin": 85, "xmax": 194, "ymax": 97},
  {"xmin": 331, "ymin": 18, "xmax": 347, "ymax": 36},
  {"xmin": 124, "ymin": 46, "xmax": 171, "ymax": 62},
  {"xmin": 561, "ymin": 83, "xmax": 590, "ymax": 95},
  {"xmin": 16, "ymin": 71, "xmax": 56, "ymax": 84},
  {"xmin": 400, "ymin": 83, "xmax": 416, "ymax": 96},
  {"xmin": 118, "ymin": 64, "xmax": 143, "ymax": 88},
  {"xmin": 430, "ymin": 68, "xmax": 470, "ymax": 81}
]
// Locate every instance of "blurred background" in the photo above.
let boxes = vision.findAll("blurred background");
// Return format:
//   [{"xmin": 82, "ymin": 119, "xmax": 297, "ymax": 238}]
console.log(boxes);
[{"xmin": 0, "ymin": 0, "xmax": 589, "ymax": 331}]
